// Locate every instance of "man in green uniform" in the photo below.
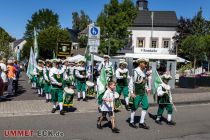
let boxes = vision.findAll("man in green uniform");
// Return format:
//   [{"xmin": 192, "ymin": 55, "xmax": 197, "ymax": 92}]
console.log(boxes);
[
  {"xmin": 49, "ymin": 59, "xmax": 66, "ymax": 115},
  {"xmin": 129, "ymin": 58, "xmax": 150, "ymax": 129},
  {"xmin": 75, "ymin": 58, "xmax": 89, "ymax": 101},
  {"xmin": 43, "ymin": 59, "xmax": 52, "ymax": 102},
  {"xmin": 155, "ymin": 74, "xmax": 176, "ymax": 125}
]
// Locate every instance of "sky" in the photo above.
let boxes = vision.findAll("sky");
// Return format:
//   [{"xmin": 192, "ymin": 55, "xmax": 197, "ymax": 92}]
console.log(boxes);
[{"xmin": 0, "ymin": 0, "xmax": 210, "ymax": 39}]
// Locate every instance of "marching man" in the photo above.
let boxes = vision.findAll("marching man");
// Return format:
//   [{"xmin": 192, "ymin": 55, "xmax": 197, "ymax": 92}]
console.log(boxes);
[
  {"xmin": 115, "ymin": 60, "xmax": 131, "ymax": 111},
  {"xmin": 98, "ymin": 55, "xmax": 114, "ymax": 81},
  {"xmin": 49, "ymin": 59, "xmax": 66, "ymax": 115},
  {"xmin": 34, "ymin": 60, "xmax": 45, "ymax": 97},
  {"xmin": 75, "ymin": 58, "xmax": 89, "ymax": 101},
  {"xmin": 43, "ymin": 59, "xmax": 52, "ymax": 102},
  {"xmin": 129, "ymin": 58, "xmax": 150, "ymax": 129},
  {"xmin": 155, "ymin": 74, "xmax": 176, "ymax": 125}
]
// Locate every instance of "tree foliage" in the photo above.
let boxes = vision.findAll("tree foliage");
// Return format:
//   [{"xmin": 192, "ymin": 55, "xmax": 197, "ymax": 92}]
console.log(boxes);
[
  {"xmin": 72, "ymin": 10, "xmax": 92, "ymax": 31},
  {"xmin": 38, "ymin": 27, "xmax": 71, "ymax": 59},
  {"xmin": 97, "ymin": 0, "xmax": 137, "ymax": 55},
  {"xmin": 0, "ymin": 27, "xmax": 15, "ymax": 59},
  {"xmin": 23, "ymin": 9, "xmax": 61, "ymax": 59}
]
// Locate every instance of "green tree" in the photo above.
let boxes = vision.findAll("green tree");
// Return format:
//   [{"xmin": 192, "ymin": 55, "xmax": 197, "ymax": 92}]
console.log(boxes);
[
  {"xmin": 38, "ymin": 27, "xmax": 71, "ymax": 59},
  {"xmin": 181, "ymin": 35, "xmax": 207, "ymax": 73},
  {"xmin": 23, "ymin": 9, "xmax": 60, "ymax": 58},
  {"xmin": 191, "ymin": 8, "xmax": 209, "ymax": 36},
  {"xmin": 72, "ymin": 10, "xmax": 92, "ymax": 31},
  {"xmin": 97, "ymin": 0, "xmax": 137, "ymax": 55},
  {"xmin": 0, "ymin": 27, "xmax": 15, "ymax": 59}
]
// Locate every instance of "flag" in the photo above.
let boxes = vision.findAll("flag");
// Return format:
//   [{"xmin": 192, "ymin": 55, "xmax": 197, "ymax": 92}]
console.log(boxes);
[
  {"xmin": 97, "ymin": 67, "xmax": 107, "ymax": 95},
  {"xmin": 85, "ymin": 45, "xmax": 91, "ymax": 61},
  {"xmin": 34, "ymin": 27, "xmax": 39, "ymax": 60},
  {"xmin": 26, "ymin": 47, "xmax": 37, "ymax": 79},
  {"xmin": 152, "ymin": 70, "xmax": 163, "ymax": 102}
]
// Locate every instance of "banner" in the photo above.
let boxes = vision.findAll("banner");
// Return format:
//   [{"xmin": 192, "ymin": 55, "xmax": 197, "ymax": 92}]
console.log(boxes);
[{"xmin": 57, "ymin": 41, "xmax": 72, "ymax": 57}]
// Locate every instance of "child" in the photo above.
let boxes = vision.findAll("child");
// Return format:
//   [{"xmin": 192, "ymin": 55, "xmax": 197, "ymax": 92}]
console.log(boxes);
[
  {"xmin": 97, "ymin": 81, "xmax": 120, "ymax": 133},
  {"xmin": 155, "ymin": 74, "xmax": 176, "ymax": 125}
]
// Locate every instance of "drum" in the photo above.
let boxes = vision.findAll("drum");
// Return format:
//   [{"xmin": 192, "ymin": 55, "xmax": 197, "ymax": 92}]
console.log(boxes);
[
  {"xmin": 114, "ymin": 92, "xmax": 122, "ymax": 110},
  {"xmin": 63, "ymin": 87, "xmax": 74, "ymax": 107},
  {"xmin": 86, "ymin": 81, "xmax": 95, "ymax": 97}
]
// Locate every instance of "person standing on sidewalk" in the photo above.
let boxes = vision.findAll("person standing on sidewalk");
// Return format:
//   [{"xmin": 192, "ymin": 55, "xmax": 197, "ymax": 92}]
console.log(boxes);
[
  {"xmin": 49, "ymin": 59, "xmax": 66, "ymax": 115},
  {"xmin": 155, "ymin": 74, "xmax": 176, "ymax": 126},
  {"xmin": 6, "ymin": 60, "xmax": 17, "ymax": 97},
  {"xmin": 43, "ymin": 60, "xmax": 52, "ymax": 102},
  {"xmin": 13, "ymin": 60, "xmax": 21, "ymax": 95},
  {"xmin": 129, "ymin": 58, "xmax": 150, "ymax": 130}
]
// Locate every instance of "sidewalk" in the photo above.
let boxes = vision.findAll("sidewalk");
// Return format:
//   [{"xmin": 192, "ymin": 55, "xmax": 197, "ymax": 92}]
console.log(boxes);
[{"xmin": 0, "ymin": 91, "xmax": 210, "ymax": 117}]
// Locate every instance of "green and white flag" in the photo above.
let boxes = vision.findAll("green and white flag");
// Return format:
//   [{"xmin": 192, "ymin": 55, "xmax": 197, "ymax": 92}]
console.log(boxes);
[
  {"xmin": 26, "ymin": 47, "xmax": 37, "ymax": 79},
  {"xmin": 152, "ymin": 70, "xmax": 163, "ymax": 102},
  {"xmin": 34, "ymin": 27, "xmax": 39, "ymax": 61},
  {"xmin": 98, "ymin": 67, "xmax": 107, "ymax": 95}
]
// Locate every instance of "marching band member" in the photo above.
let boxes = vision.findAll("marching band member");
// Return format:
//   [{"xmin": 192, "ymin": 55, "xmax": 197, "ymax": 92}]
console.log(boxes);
[
  {"xmin": 155, "ymin": 74, "xmax": 176, "ymax": 125},
  {"xmin": 75, "ymin": 58, "xmax": 89, "ymax": 101},
  {"xmin": 115, "ymin": 60, "xmax": 131, "ymax": 110},
  {"xmin": 65, "ymin": 60, "xmax": 75, "ymax": 87},
  {"xmin": 35, "ymin": 60, "xmax": 45, "ymax": 97},
  {"xmin": 98, "ymin": 55, "xmax": 114, "ymax": 81},
  {"xmin": 43, "ymin": 59, "xmax": 52, "ymax": 102},
  {"xmin": 49, "ymin": 59, "xmax": 66, "ymax": 115},
  {"xmin": 97, "ymin": 81, "xmax": 120, "ymax": 133},
  {"xmin": 129, "ymin": 58, "xmax": 150, "ymax": 129}
]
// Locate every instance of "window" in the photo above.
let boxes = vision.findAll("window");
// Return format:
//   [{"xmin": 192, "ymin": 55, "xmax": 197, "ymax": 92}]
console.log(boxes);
[
  {"xmin": 151, "ymin": 39, "xmax": 158, "ymax": 48},
  {"xmin": 163, "ymin": 39, "xmax": 170, "ymax": 48},
  {"xmin": 137, "ymin": 38, "xmax": 145, "ymax": 48}
]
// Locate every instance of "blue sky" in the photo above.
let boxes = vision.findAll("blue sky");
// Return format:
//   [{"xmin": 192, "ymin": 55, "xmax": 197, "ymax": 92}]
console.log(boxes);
[{"xmin": 0, "ymin": 0, "xmax": 210, "ymax": 39}]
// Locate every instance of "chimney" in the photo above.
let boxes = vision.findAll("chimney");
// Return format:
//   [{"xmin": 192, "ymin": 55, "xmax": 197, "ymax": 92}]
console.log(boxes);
[{"xmin": 136, "ymin": 0, "xmax": 148, "ymax": 11}]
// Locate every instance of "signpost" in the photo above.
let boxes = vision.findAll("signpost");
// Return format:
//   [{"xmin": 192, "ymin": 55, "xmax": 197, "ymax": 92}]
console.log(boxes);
[{"xmin": 88, "ymin": 24, "xmax": 100, "ymax": 81}]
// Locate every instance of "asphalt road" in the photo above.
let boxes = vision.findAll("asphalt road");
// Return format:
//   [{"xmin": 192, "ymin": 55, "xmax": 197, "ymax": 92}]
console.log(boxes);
[{"xmin": 0, "ymin": 103, "xmax": 210, "ymax": 140}]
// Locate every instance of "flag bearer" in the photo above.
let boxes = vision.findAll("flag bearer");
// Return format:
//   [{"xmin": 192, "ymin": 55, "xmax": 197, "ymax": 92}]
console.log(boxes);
[{"xmin": 155, "ymin": 74, "xmax": 176, "ymax": 125}]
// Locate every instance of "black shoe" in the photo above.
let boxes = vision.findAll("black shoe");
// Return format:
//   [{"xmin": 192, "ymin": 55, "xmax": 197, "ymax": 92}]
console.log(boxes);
[
  {"xmin": 46, "ymin": 99, "xmax": 49, "ymax": 103},
  {"xmin": 125, "ymin": 105, "xmax": 130, "ymax": 111},
  {"xmin": 51, "ymin": 108, "xmax": 56, "ymax": 113},
  {"xmin": 155, "ymin": 120, "xmax": 163, "ymax": 125},
  {"xmin": 139, "ymin": 123, "xmax": 150, "ymax": 129},
  {"xmin": 60, "ymin": 110, "xmax": 65, "ymax": 115},
  {"xmin": 112, "ymin": 127, "xmax": 120, "ymax": 133},
  {"xmin": 167, "ymin": 120, "xmax": 176, "ymax": 125},
  {"xmin": 38, "ymin": 94, "xmax": 41, "ymax": 97},
  {"xmin": 129, "ymin": 123, "xmax": 138, "ymax": 129},
  {"xmin": 83, "ymin": 98, "xmax": 88, "ymax": 102},
  {"xmin": 97, "ymin": 124, "xmax": 103, "ymax": 129},
  {"xmin": 77, "ymin": 98, "xmax": 81, "ymax": 101}
]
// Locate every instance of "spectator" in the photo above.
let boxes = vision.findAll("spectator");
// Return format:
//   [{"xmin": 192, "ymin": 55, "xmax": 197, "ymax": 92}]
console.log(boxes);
[
  {"xmin": 0, "ymin": 67, "xmax": 4, "ymax": 99},
  {"xmin": 6, "ymin": 60, "xmax": 17, "ymax": 97},
  {"xmin": 13, "ymin": 60, "xmax": 21, "ymax": 94},
  {"xmin": 0, "ymin": 59, "xmax": 7, "ymax": 73}
]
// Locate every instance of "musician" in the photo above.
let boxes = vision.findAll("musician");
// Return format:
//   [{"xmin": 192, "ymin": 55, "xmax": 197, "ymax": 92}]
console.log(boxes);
[
  {"xmin": 116, "ymin": 60, "xmax": 131, "ymax": 110},
  {"xmin": 49, "ymin": 59, "xmax": 66, "ymax": 115},
  {"xmin": 34, "ymin": 60, "xmax": 45, "ymax": 97},
  {"xmin": 155, "ymin": 74, "xmax": 176, "ymax": 125},
  {"xmin": 129, "ymin": 58, "xmax": 150, "ymax": 129},
  {"xmin": 75, "ymin": 58, "xmax": 89, "ymax": 101},
  {"xmin": 97, "ymin": 81, "xmax": 120, "ymax": 133},
  {"xmin": 66, "ymin": 60, "xmax": 76, "ymax": 87},
  {"xmin": 97, "ymin": 55, "xmax": 114, "ymax": 81},
  {"xmin": 43, "ymin": 59, "xmax": 52, "ymax": 102}
]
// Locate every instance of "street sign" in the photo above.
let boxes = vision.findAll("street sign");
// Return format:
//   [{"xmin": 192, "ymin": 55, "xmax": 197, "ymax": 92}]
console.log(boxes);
[
  {"xmin": 89, "ymin": 46, "xmax": 98, "ymax": 53},
  {"xmin": 89, "ymin": 26, "xmax": 100, "ymax": 39},
  {"xmin": 88, "ymin": 39, "xmax": 100, "ymax": 46}
]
